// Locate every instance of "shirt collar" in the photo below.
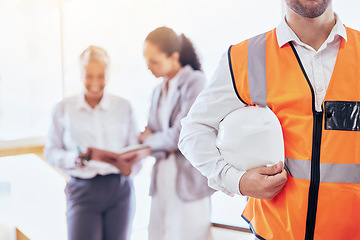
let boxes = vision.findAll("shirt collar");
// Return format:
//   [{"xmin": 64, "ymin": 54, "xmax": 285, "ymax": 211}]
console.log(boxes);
[
  {"xmin": 276, "ymin": 13, "xmax": 347, "ymax": 49},
  {"xmin": 77, "ymin": 91, "xmax": 111, "ymax": 111},
  {"xmin": 161, "ymin": 66, "xmax": 185, "ymax": 93}
]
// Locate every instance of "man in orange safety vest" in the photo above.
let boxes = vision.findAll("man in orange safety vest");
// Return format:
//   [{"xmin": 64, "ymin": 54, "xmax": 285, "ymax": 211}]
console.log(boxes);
[{"xmin": 179, "ymin": 1, "xmax": 360, "ymax": 239}]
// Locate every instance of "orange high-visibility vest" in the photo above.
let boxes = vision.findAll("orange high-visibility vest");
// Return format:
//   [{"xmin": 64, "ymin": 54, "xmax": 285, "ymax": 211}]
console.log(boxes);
[{"xmin": 229, "ymin": 27, "xmax": 360, "ymax": 240}]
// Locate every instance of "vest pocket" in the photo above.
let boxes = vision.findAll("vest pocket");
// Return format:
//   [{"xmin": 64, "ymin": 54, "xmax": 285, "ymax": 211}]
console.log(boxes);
[{"xmin": 324, "ymin": 101, "xmax": 360, "ymax": 131}]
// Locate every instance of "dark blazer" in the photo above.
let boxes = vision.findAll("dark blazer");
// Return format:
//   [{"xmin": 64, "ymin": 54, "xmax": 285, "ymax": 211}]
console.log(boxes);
[{"xmin": 144, "ymin": 65, "xmax": 215, "ymax": 201}]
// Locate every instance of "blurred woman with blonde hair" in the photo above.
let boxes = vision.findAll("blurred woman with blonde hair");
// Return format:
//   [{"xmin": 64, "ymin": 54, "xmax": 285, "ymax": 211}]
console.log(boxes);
[{"xmin": 45, "ymin": 45, "xmax": 138, "ymax": 240}]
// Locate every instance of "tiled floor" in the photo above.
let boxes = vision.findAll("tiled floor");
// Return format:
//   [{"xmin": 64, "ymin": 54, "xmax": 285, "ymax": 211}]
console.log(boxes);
[{"xmin": 131, "ymin": 227, "xmax": 255, "ymax": 240}]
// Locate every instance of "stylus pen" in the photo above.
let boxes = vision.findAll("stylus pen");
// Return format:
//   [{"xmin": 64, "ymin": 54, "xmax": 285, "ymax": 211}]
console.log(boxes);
[{"xmin": 77, "ymin": 146, "xmax": 88, "ymax": 162}]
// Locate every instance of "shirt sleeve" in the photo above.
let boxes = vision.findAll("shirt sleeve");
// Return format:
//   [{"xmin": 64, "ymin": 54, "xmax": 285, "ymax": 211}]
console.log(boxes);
[
  {"xmin": 178, "ymin": 52, "xmax": 247, "ymax": 195},
  {"xmin": 126, "ymin": 103, "xmax": 140, "ymax": 146},
  {"xmin": 44, "ymin": 102, "xmax": 78, "ymax": 170},
  {"xmin": 125, "ymin": 103, "xmax": 143, "ymax": 176}
]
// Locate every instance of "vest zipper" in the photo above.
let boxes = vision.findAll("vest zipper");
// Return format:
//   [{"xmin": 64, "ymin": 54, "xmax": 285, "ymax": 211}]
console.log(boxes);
[
  {"xmin": 289, "ymin": 42, "xmax": 323, "ymax": 240},
  {"xmin": 305, "ymin": 111, "xmax": 323, "ymax": 240}
]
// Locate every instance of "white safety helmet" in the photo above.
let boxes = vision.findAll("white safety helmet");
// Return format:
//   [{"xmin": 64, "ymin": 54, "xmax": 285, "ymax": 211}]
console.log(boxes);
[{"xmin": 216, "ymin": 105, "xmax": 284, "ymax": 171}]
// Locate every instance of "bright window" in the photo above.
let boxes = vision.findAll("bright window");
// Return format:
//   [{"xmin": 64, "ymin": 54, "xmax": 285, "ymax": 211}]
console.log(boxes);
[
  {"xmin": 0, "ymin": 1, "xmax": 62, "ymax": 141},
  {"xmin": 333, "ymin": 0, "xmax": 360, "ymax": 30}
]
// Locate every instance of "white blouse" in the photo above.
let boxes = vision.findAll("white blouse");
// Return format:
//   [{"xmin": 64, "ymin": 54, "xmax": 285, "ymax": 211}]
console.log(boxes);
[{"xmin": 44, "ymin": 92, "xmax": 139, "ymax": 179}]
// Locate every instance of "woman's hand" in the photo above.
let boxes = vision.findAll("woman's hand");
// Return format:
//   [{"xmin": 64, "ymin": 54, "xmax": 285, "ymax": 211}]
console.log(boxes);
[
  {"xmin": 76, "ymin": 151, "xmax": 90, "ymax": 167},
  {"xmin": 139, "ymin": 126, "xmax": 152, "ymax": 143},
  {"xmin": 75, "ymin": 148, "xmax": 102, "ymax": 167},
  {"xmin": 75, "ymin": 156, "xmax": 87, "ymax": 167}
]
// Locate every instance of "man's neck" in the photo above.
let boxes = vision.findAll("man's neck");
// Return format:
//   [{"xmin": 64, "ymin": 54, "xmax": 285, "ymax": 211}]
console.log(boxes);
[{"xmin": 285, "ymin": 6, "xmax": 336, "ymax": 51}]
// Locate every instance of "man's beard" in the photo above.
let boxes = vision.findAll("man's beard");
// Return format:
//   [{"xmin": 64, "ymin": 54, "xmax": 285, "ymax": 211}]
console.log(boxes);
[{"xmin": 286, "ymin": 0, "xmax": 331, "ymax": 18}]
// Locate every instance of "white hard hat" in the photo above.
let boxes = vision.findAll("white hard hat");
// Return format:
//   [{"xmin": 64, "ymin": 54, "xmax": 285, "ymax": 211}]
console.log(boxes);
[{"xmin": 216, "ymin": 105, "xmax": 284, "ymax": 171}]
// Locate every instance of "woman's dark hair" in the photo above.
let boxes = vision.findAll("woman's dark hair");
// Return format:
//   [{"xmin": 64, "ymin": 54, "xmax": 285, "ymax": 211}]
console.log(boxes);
[{"xmin": 145, "ymin": 26, "xmax": 202, "ymax": 71}]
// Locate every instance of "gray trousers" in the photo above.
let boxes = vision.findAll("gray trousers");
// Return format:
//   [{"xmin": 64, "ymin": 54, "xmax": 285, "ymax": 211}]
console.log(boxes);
[{"xmin": 65, "ymin": 174, "xmax": 135, "ymax": 240}]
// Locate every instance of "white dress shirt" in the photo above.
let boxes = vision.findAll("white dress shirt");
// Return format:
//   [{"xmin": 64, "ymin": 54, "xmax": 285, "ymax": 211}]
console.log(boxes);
[
  {"xmin": 158, "ymin": 68, "xmax": 182, "ymax": 132},
  {"xmin": 155, "ymin": 67, "xmax": 181, "ymax": 183},
  {"xmin": 150, "ymin": 67, "xmax": 212, "ymax": 240},
  {"xmin": 155, "ymin": 67, "xmax": 181, "ymax": 201},
  {"xmin": 179, "ymin": 14, "xmax": 347, "ymax": 195},
  {"xmin": 44, "ymin": 92, "xmax": 139, "ymax": 179}
]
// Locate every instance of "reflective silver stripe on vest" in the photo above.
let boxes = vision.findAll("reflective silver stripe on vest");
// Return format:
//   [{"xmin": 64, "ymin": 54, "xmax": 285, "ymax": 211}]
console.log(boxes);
[
  {"xmin": 247, "ymin": 32, "xmax": 267, "ymax": 106},
  {"xmin": 285, "ymin": 158, "xmax": 360, "ymax": 183}
]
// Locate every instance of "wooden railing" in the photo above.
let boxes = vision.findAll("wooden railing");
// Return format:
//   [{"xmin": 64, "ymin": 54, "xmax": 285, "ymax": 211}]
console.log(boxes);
[
  {"xmin": 16, "ymin": 228, "xmax": 30, "ymax": 240},
  {"xmin": 212, "ymin": 222, "xmax": 252, "ymax": 233},
  {"xmin": 0, "ymin": 145, "xmax": 44, "ymax": 158}
]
